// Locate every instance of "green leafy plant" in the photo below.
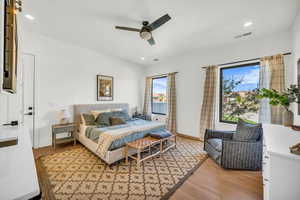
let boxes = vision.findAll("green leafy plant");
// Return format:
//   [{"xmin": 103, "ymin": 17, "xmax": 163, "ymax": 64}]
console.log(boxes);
[
  {"xmin": 257, "ymin": 84, "xmax": 300, "ymax": 111},
  {"xmin": 222, "ymin": 77, "xmax": 259, "ymax": 123}
]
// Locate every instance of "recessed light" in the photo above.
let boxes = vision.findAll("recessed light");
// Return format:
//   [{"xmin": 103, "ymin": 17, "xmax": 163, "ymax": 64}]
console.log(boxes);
[
  {"xmin": 25, "ymin": 14, "xmax": 35, "ymax": 20},
  {"xmin": 141, "ymin": 57, "xmax": 145, "ymax": 60},
  {"xmin": 244, "ymin": 21, "xmax": 253, "ymax": 28}
]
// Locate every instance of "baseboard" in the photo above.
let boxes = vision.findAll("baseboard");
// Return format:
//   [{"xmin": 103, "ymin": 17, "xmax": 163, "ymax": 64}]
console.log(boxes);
[{"xmin": 176, "ymin": 132, "xmax": 203, "ymax": 142}]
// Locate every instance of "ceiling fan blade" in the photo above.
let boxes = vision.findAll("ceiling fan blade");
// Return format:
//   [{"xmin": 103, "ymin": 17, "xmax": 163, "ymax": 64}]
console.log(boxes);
[
  {"xmin": 148, "ymin": 14, "xmax": 171, "ymax": 31},
  {"xmin": 147, "ymin": 37, "xmax": 155, "ymax": 45},
  {"xmin": 115, "ymin": 26, "xmax": 141, "ymax": 32}
]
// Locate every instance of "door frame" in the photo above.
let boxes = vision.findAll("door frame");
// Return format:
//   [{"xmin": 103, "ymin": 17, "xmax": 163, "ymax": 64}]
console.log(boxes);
[{"xmin": 21, "ymin": 53, "xmax": 37, "ymax": 148}]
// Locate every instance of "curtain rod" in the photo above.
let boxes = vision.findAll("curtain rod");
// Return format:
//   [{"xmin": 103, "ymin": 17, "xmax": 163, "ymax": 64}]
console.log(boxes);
[
  {"xmin": 202, "ymin": 52, "xmax": 292, "ymax": 69},
  {"xmin": 148, "ymin": 72, "xmax": 178, "ymax": 78}
]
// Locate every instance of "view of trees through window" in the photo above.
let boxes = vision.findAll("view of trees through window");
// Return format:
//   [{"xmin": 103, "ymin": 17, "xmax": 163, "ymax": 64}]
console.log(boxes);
[
  {"xmin": 220, "ymin": 63, "xmax": 260, "ymax": 124},
  {"xmin": 152, "ymin": 76, "xmax": 167, "ymax": 115}
]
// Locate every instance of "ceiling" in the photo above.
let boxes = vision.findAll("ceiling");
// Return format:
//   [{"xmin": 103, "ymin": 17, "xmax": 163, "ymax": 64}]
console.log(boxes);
[{"xmin": 20, "ymin": 0, "xmax": 300, "ymax": 66}]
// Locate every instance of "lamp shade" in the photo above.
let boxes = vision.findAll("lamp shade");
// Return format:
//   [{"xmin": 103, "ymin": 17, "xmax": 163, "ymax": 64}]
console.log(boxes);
[
  {"xmin": 59, "ymin": 109, "xmax": 71, "ymax": 124},
  {"xmin": 60, "ymin": 109, "xmax": 71, "ymax": 118}
]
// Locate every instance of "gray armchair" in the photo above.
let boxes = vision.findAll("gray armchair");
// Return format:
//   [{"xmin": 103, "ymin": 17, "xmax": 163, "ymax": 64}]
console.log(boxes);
[{"xmin": 204, "ymin": 126, "xmax": 263, "ymax": 170}]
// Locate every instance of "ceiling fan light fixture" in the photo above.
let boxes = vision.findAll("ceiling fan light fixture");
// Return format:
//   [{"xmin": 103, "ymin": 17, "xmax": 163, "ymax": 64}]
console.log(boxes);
[
  {"xmin": 140, "ymin": 31, "xmax": 152, "ymax": 40},
  {"xmin": 115, "ymin": 13, "xmax": 171, "ymax": 46},
  {"xmin": 244, "ymin": 21, "xmax": 253, "ymax": 27}
]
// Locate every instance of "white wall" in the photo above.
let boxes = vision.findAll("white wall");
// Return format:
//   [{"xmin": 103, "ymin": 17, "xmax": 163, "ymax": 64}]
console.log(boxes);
[
  {"xmin": 19, "ymin": 30, "xmax": 145, "ymax": 147},
  {"xmin": 145, "ymin": 31, "xmax": 293, "ymax": 138},
  {"xmin": 292, "ymin": 12, "xmax": 300, "ymax": 124}
]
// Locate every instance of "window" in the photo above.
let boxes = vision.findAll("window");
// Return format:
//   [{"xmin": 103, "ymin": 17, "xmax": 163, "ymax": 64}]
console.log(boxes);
[
  {"xmin": 152, "ymin": 76, "xmax": 167, "ymax": 115},
  {"xmin": 220, "ymin": 63, "xmax": 260, "ymax": 124}
]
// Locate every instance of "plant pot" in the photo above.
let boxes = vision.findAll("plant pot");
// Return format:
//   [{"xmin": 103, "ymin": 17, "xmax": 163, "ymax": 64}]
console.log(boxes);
[{"xmin": 283, "ymin": 110, "xmax": 294, "ymax": 127}]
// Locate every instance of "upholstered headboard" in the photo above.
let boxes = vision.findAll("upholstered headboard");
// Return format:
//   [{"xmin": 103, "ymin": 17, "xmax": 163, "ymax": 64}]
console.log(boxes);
[{"xmin": 73, "ymin": 103, "xmax": 129, "ymax": 131}]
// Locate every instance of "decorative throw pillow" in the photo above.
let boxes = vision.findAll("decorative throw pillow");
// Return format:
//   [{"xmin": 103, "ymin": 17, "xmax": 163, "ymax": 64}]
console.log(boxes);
[
  {"xmin": 112, "ymin": 110, "xmax": 130, "ymax": 121},
  {"xmin": 90, "ymin": 109, "xmax": 111, "ymax": 119},
  {"xmin": 233, "ymin": 119, "xmax": 262, "ymax": 141},
  {"xmin": 149, "ymin": 130, "xmax": 172, "ymax": 139},
  {"xmin": 81, "ymin": 113, "xmax": 96, "ymax": 126},
  {"xmin": 109, "ymin": 117, "xmax": 126, "ymax": 126},
  {"xmin": 96, "ymin": 111, "xmax": 130, "ymax": 126},
  {"xmin": 95, "ymin": 112, "xmax": 112, "ymax": 126}
]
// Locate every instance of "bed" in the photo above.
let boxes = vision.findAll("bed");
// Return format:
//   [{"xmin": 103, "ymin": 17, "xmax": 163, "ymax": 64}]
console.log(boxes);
[{"xmin": 73, "ymin": 103, "xmax": 165, "ymax": 164}]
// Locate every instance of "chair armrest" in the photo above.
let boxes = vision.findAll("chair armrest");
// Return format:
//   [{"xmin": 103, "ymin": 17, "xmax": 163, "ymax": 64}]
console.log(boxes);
[
  {"xmin": 222, "ymin": 139, "xmax": 262, "ymax": 170},
  {"xmin": 204, "ymin": 129, "xmax": 235, "ymax": 140},
  {"xmin": 223, "ymin": 139, "xmax": 262, "ymax": 150}
]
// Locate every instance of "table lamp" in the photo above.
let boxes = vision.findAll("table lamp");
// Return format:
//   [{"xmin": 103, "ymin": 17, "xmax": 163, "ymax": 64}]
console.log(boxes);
[{"xmin": 59, "ymin": 109, "xmax": 71, "ymax": 124}]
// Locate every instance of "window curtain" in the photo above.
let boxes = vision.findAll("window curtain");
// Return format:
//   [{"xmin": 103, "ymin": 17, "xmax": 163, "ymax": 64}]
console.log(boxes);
[
  {"xmin": 259, "ymin": 54, "xmax": 285, "ymax": 125},
  {"xmin": 258, "ymin": 61, "xmax": 271, "ymax": 123},
  {"xmin": 166, "ymin": 73, "xmax": 177, "ymax": 134},
  {"xmin": 199, "ymin": 66, "xmax": 217, "ymax": 140},
  {"xmin": 143, "ymin": 77, "xmax": 152, "ymax": 116}
]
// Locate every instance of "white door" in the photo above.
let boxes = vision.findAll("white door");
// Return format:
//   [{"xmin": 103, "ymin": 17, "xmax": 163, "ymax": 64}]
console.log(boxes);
[{"xmin": 21, "ymin": 54, "xmax": 36, "ymax": 147}]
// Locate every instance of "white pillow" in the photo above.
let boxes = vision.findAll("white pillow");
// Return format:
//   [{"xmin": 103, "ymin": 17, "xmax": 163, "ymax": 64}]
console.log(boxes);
[{"xmin": 90, "ymin": 109, "xmax": 111, "ymax": 119}]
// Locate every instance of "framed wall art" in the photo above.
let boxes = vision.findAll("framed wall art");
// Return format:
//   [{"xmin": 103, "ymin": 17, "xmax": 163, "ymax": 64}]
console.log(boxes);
[
  {"xmin": 1, "ymin": 0, "xmax": 18, "ymax": 94},
  {"xmin": 97, "ymin": 75, "xmax": 113, "ymax": 101}
]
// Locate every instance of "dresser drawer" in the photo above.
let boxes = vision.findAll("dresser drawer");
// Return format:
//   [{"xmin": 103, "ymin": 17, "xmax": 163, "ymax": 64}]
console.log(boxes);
[
  {"xmin": 262, "ymin": 152, "xmax": 270, "ymax": 181},
  {"xmin": 263, "ymin": 179, "xmax": 270, "ymax": 200},
  {"xmin": 263, "ymin": 155, "xmax": 270, "ymax": 200},
  {"xmin": 262, "ymin": 124, "xmax": 300, "ymax": 200}
]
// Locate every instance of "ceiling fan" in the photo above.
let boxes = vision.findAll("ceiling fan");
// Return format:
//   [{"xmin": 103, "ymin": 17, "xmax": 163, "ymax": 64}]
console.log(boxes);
[{"xmin": 115, "ymin": 14, "xmax": 171, "ymax": 46}]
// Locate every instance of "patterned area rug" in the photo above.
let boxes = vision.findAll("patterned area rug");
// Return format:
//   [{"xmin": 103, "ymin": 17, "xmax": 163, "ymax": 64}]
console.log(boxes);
[{"xmin": 36, "ymin": 137, "xmax": 207, "ymax": 200}]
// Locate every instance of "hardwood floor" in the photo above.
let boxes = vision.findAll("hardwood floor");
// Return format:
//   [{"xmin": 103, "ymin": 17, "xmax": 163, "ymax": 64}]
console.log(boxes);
[
  {"xmin": 170, "ymin": 158, "xmax": 263, "ymax": 200},
  {"xmin": 33, "ymin": 143, "xmax": 263, "ymax": 200}
]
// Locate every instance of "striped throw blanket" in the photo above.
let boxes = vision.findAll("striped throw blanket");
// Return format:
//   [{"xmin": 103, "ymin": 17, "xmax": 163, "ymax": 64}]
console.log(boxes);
[{"xmin": 96, "ymin": 120, "xmax": 165, "ymax": 157}]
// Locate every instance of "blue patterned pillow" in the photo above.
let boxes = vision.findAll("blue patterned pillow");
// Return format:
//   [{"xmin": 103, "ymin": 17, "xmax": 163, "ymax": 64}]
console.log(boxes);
[
  {"xmin": 112, "ymin": 111, "xmax": 130, "ymax": 121},
  {"xmin": 96, "ymin": 110, "xmax": 130, "ymax": 126},
  {"xmin": 233, "ymin": 119, "xmax": 262, "ymax": 141},
  {"xmin": 95, "ymin": 112, "xmax": 112, "ymax": 126}
]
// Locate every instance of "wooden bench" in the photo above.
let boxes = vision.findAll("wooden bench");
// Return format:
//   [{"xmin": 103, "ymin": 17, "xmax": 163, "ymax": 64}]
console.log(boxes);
[{"xmin": 124, "ymin": 134, "xmax": 176, "ymax": 167}]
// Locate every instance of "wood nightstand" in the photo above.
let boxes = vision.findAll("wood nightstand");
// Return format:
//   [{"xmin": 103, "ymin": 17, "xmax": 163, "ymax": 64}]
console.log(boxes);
[{"xmin": 52, "ymin": 123, "xmax": 76, "ymax": 149}]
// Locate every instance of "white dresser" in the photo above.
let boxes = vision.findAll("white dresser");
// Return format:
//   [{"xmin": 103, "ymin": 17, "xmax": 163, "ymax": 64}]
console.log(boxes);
[
  {"xmin": 0, "ymin": 127, "xmax": 40, "ymax": 200},
  {"xmin": 263, "ymin": 124, "xmax": 300, "ymax": 200}
]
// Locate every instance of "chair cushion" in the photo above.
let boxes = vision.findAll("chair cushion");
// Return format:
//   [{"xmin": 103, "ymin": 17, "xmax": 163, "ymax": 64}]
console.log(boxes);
[
  {"xmin": 149, "ymin": 130, "xmax": 172, "ymax": 139},
  {"xmin": 207, "ymin": 138, "xmax": 222, "ymax": 152},
  {"xmin": 205, "ymin": 141, "xmax": 222, "ymax": 164},
  {"xmin": 233, "ymin": 119, "xmax": 262, "ymax": 141}
]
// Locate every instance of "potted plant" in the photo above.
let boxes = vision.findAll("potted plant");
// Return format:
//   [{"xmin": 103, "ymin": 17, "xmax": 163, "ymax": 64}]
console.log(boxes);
[{"xmin": 257, "ymin": 85, "xmax": 300, "ymax": 126}]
